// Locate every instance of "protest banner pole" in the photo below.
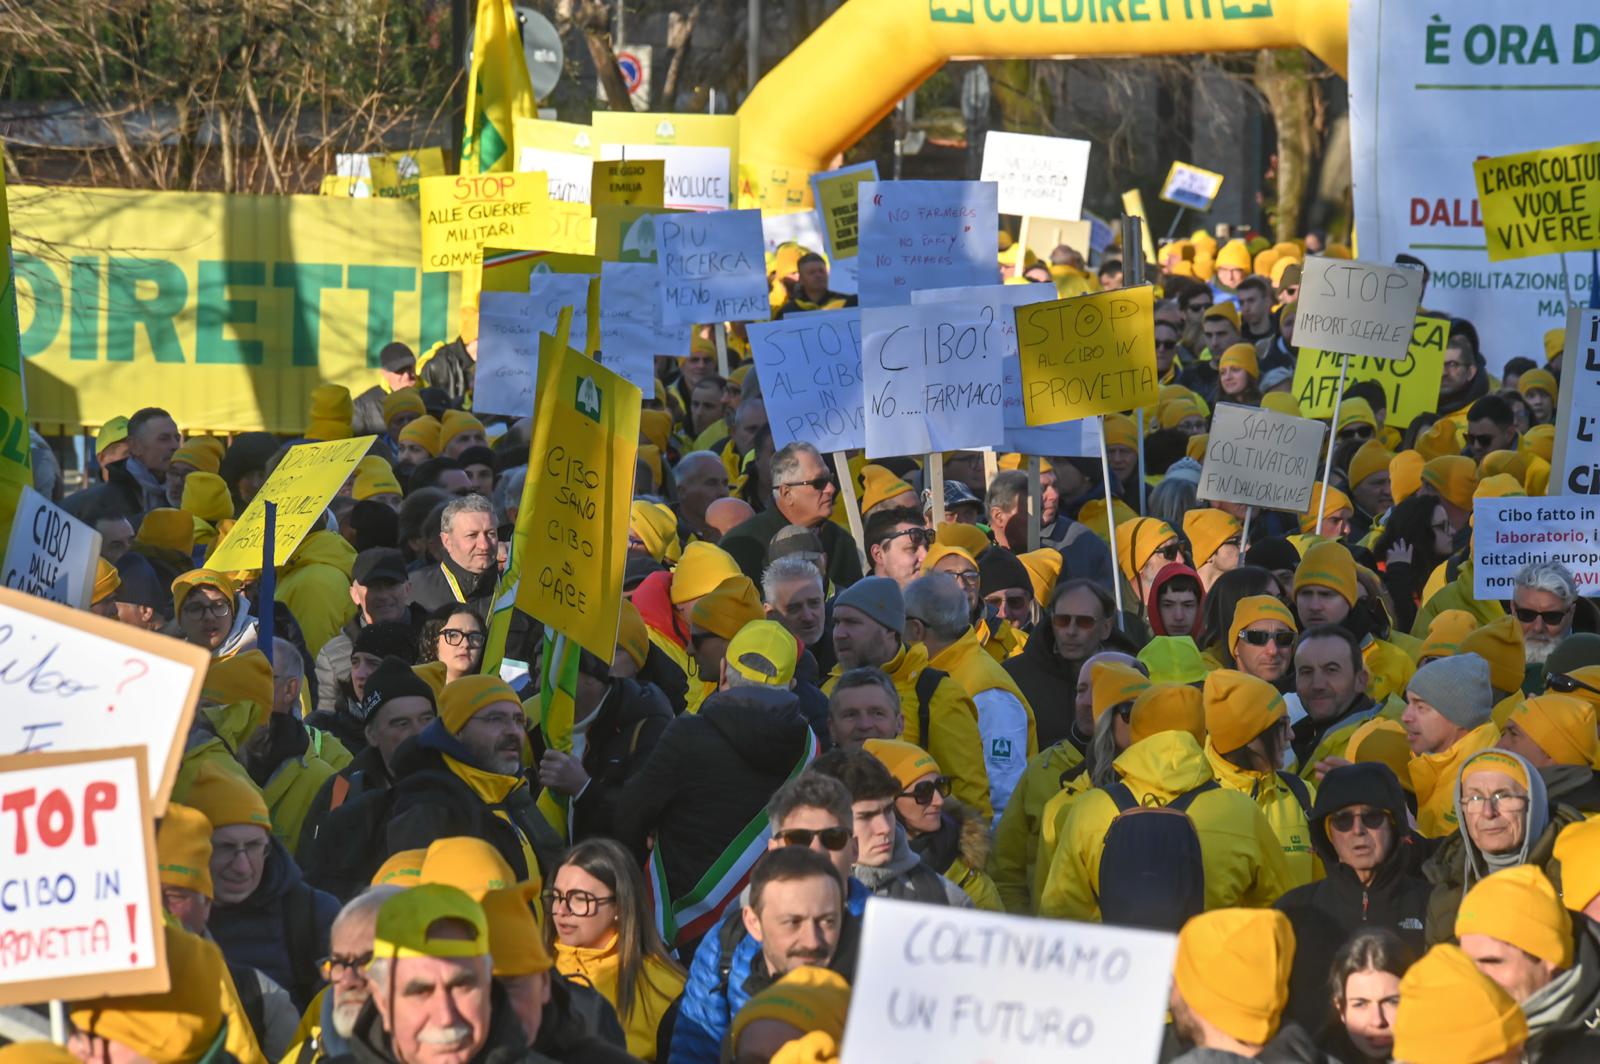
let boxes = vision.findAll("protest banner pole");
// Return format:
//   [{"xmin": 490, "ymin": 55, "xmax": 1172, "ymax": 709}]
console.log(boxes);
[
  {"xmin": 832, "ymin": 451, "xmax": 868, "ymax": 570},
  {"xmin": 1316, "ymin": 355, "xmax": 1349, "ymax": 530},
  {"xmin": 1027, "ymin": 456, "xmax": 1042, "ymax": 551},
  {"xmin": 712, "ymin": 321, "xmax": 731, "ymax": 378},
  {"xmin": 1241, "ymin": 506, "xmax": 1253, "ymax": 554},
  {"xmin": 1098, "ymin": 422, "xmax": 1125, "ymax": 628},
  {"xmin": 50, "ymin": 1000, "xmax": 65, "ymax": 1045},
  {"xmin": 928, "ymin": 452, "xmax": 946, "ymax": 526},
  {"xmin": 1164, "ymin": 205, "xmax": 1187, "ymax": 240},
  {"xmin": 982, "ymin": 451, "xmax": 998, "ymax": 486},
  {"xmin": 1135, "ymin": 408, "xmax": 1147, "ymax": 514},
  {"xmin": 257, "ymin": 501, "xmax": 276, "ymax": 664},
  {"xmin": 1562, "ymin": 252, "xmax": 1576, "ymax": 307}
]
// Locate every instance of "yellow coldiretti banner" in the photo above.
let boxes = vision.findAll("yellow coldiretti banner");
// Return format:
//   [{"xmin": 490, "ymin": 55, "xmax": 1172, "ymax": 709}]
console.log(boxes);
[
  {"xmin": 369, "ymin": 149, "xmax": 450, "ymax": 199},
  {"xmin": 1474, "ymin": 141, "xmax": 1600, "ymax": 262},
  {"xmin": 513, "ymin": 118, "xmax": 595, "ymax": 203},
  {"xmin": 208, "ymin": 436, "xmax": 375, "ymax": 571},
  {"xmin": 592, "ymin": 113, "xmax": 738, "ymax": 212},
  {"xmin": 10, "ymin": 186, "xmax": 457, "ymax": 433},
  {"xmin": 0, "ymin": 168, "xmax": 32, "ymax": 548},
  {"xmin": 1017, "ymin": 284, "xmax": 1158, "ymax": 425},
  {"xmin": 420, "ymin": 172, "xmax": 552, "ymax": 271},
  {"xmin": 516, "ymin": 335, "xmax": 640, "ymax": 660}
]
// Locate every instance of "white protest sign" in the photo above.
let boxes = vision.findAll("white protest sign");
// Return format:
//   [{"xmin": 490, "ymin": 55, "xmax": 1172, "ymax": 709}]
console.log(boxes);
[
  {"xmin": 1292, "ymin": 257, "xmax": 1425, "ymax": 361},
  {"xmin": 911, "ymin": 281, "xmax": 1103, "ymax": 454},
  {"xmin": 597, "ymin": 144, "xmax": 730, "ymax": 210},
  {"xmin": 528, "ymin": 273, "xmax": 593, "ymax": 346},
  {"xmin": 748, "ymin": 309, "xmax": 864, "ymax": 452},
  {"xmin": 1198, "ymin": 402, "xmax": 1327, "ymax": 513},
  {"xmin": 1474, "ymin": 495, "xmax": 1600, "ymax": 599},
  {"xmin": 981, "ymin": 131, "xmax": 1092, "ymax": 220},
  {"xmin": 656, "ymin": 209, "xmax": 770, "ymax": 326},
  {"xmin": 0, "ymin": 747, "xmax": 167, "ymax": 1006},
  {"xmin": 762, "ymin": 210, "xmax": 827, "ymax": 260},
  {"xmin": 3, "ymin": 487, "xmax": 102, "ymax": 609},
  {"xmin": 473, "ymin": 291, "xmax": 542, "ymax": 418},
  {"xmin": 840, "ymin": 897, "xmax": 1177, "ymax": 1064},
  {"xmin": 857, "ymin": 181, "xmax": 999, "ymax": 307},
  {"xmin": 518, "ymin": 147, "xmax": 593, "ymax": 203},
  {"xmin": 597, "ymin": 261, "xmax": 687, "ymax": 394},
  {"xmin": 861, "ymin": 304, "xmax": 1004, "ymax": 459},
  {"xmin": 0, "ymin": 586, "xmax": 207, "ymax": 810},
  {"xmin": 1550, "ymin": 307, "xmax": 1600, "ymax": 496}
]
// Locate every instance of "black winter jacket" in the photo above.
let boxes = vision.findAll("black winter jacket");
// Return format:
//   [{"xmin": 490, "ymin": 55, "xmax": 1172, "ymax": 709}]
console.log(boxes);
[{"xmin": 1003, "ymin": 615, "xmax": 1140, "ymax": 749}]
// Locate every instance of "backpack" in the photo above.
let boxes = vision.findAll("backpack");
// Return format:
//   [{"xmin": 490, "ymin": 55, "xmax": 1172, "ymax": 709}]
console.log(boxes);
[
  {"xmin": 1097, "ymin": 779, "xmax": 1218, "ymax": 932},
  {"xmin": 300, "ymin": 783, "xmax": 397, "ymax": 901},
  {"xmin": 1276, "ymin": 770, "xmax": 1312, "ymax": 818},
  {"xmin": 912, "ymin": 667, "xmax": 949, "ymax": 753}
]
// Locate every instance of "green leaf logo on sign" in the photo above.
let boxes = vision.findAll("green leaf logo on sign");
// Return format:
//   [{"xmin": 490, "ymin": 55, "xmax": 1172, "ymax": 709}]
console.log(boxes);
[
  {"xmin": 929, "ymin": 0, "xmax": 973, "ymax": 23},
  {"xmin": 576, "ymin": 376, "xmax": 602, "ymax": 422}
]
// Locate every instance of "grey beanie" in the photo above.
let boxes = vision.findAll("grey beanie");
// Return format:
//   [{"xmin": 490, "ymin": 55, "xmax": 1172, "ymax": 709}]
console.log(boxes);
[
  {"xmin": 833, "ymin": 576, "xmax": 906, "ymax": 636},
  {"xmin": 1406, "ymin": 652, "xmax": 1492, "ymax": 728}
]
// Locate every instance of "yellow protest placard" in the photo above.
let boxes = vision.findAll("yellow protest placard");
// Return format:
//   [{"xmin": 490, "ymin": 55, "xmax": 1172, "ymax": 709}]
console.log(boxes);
[
  {"xmin": 591, "ymin": 112, "xmax": 739, "ymax": 211},
  {"xmin": 516, "ymin": 338, "xmax": 640, "ymax": 659},
  {"xmin": 420, "ymin": 172, "xmax": 551, "ymax": 271},
  {"xmin": 1159, "ymin": 161, "xmax": 1225, "ymax": 211},
  {"xmin": 368, "ymin": 148, "xmax": 448, "ymax": 200},
  {"xmin": 812, "ymin": 164, "xmax": 876, "ymax": 259},
  {"xmin": 1293, "ymin": 315, "xmax": 1448, "ymax": 428},
  {"xmin": 1017, "ymin": 284, "xmax": 1158, "ymax": 426},
  {"xmin": 208, "ymin": 436, "xmax": 376, "ymax": 571},
  {"xmin": 591, "ymin": 159, "xmax": 665, "ymax": 207},
  {"xmin": 593, "ymin": 205, "xmax": 686, "ymax": 263},
  {"xmin": 1474, "ymin": 141, "xmax": 1600, "ymax": 261}
]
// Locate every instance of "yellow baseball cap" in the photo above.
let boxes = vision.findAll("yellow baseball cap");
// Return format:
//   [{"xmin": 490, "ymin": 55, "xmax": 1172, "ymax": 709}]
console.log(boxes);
[
  {"xmin": 95, "ymin": 416, "xmax": 130, "ymax": 456},
  {"xmin": 372, "ymin": 883, "xmax": 489, "ymax": 961},
  {"xmin": 726, "ymin": 619, "xmax": 799, "ymax": 687}
]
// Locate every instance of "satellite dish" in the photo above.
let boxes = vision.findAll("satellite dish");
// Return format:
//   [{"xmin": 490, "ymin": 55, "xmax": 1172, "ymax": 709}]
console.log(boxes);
[{"xmin": 467, "ymin": 6, "xmax": 565, "ymax": 101}]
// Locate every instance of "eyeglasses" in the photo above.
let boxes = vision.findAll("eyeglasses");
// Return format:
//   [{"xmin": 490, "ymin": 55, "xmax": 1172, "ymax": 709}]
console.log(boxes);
[
  {"xmin": 440, "ymin": 627, "xmax": 487, "ymax": 648},
  {"xmin": 1155, "ymin": 339, "xmax": 1178, "ymax": 350},
  {"xmin": 1051, "ymin": 612, "xmax": 1102, "ymax": 631},
  {"xmin": 541, "ymin": 889, "xmax": 617, "ymax": 917},
  {"xmin": 1467, "ymin": 433, "xmax": 1499, "ymax": 448},
  {"xmin": 1461, "ymin": 791, "xmax": 1529, "ymax": 815},
  {"xmin": 1240, "ymin": 629, "xmax": 1295, "ymax": 649},
  {"xmin": 1327, "ymin": 809, "xmax": 1390, "ymax": 833},
  {"xmin": 1515, "ymin": 605, "xmax": 1571, "ymax": 627},
  {"xmin": 782, "ymin": 475, "xmax": 835, "ymax": 493},
  {"xmin": 182, "ymin": 600, "xmax": 231, "ymax": 620},
  {"xmin": 882, "ymin": 526, "xmax": 934, "ymax": 550},
  {"xmin": 318, "ymin": 952, "xmax": 373, "ymax": 980},
  {"xmin": 899, "ymin": 776, "xmax": 952, "ymax": 806},
  {"xmin": 1153, "ymin": 542, "xmax": 1183, "ymax": 562},
  {"xmin": 945, "ymin": 568, "xmax": 980, "ymax": 586},
  {"xmin": 773, "ymin": 827, "xmax": 852, "ymax": 851},
  {"xmin": 1547, "ymin": 671, "xmax": 1600, "ymax": 697},
  {"xmin": 1337, "ymin": 424, "xmax": 1374, "ymax": 441},
  {"xmin": 213, "ymin": 837, "xmax": 269, "ymax": 863},
  {"xmin": 1431, "ymin": 520, "xmax": 1452, "ymax": 535},
  {"xmin": 988, "ymin": 592, "xmax": 1031, "ymax": 611}
]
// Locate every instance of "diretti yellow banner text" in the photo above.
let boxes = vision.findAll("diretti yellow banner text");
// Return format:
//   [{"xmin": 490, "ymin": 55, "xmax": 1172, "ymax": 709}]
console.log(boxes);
[{"xmin": 10, "ymin": 187, "xmax": 457, "ymax": 433}]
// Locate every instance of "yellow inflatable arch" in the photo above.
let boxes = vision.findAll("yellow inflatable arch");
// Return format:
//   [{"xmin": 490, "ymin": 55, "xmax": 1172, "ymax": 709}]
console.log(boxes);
[{"xmin": 737, "ymin": 0, "xmax": 1348, "ymax": 198}]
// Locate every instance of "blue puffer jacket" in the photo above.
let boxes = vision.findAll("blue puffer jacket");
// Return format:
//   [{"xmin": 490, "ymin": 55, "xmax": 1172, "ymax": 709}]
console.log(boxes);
[
  {"xmin": 207, "ymin": 834, "xmax": 340, "ymax": 1011},
  {"xmin": 670, "ymin": 877, "xmax": 868, "ymax": 1064}
]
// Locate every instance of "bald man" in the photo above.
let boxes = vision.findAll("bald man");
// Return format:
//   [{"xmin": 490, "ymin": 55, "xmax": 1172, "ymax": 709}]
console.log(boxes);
[
  {"xmin": 675, "ymin": 451, "xmax": 731, "ymax": 540},
  {"xmin": 706, "ymin": 497, "xmax": 756, "ymax": 542}
]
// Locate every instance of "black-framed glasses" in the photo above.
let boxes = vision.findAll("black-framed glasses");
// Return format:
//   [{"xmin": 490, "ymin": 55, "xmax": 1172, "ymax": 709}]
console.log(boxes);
[
  {"xmin": 944, "ymin": 568, "xmax": 980, "ymax": 586},
  {"xmin": 1468, "ymin": 433, "xmax": 1499, "ymax": 448},
  {"xmin": 319, "ymin": 952, "xmax": 373, "ymax": 980},
  {"xmin": 899, "ymin": 776, "xmax": 952, "ymax": 806},
  {"xmin": 1240, "ymin": 629, "xmax": 1295, "ymax": 649},
  {"xmin": 1327, "ymin": 809, "xmax": 1390, "ymax": 833},
  {"xmin": 773, "ymin": 827, "xmax": 851, "ymax": 851},
  {"xmin": 1337, "ymin": 424, "xmax": 1374, "ymax": 442},
  {"xmin": 1546, "ymin": 671, "xmax": 1600, "ymax": 697},
  {"xmin": 783, "ymin": 475, "xmax": 835, "ymax": 493},
  {"xmin": 882, "ymin": 526, "xmax": 934, "ymax": 550},
  {"xmin": 182, "ymin": 600, "xmax": 232, "ymax": 619},
  {"xmin": 1515, "ymin": 605, "xmax": 1571, "ymax": 626},
  {"xmin": 1461, "ymin": 791, "xmax": 1529, "ymax": 815},
  {"xmin": 440, "ymin": 627, "xmax": 487, "ymax": 648},
  {"xmin": 542, "ymin": 889, "xmax": 616, "ymax": 917},
  {"xmin": 1154, "ymin": 542, "xmax": 1183, "ymax": 562}
]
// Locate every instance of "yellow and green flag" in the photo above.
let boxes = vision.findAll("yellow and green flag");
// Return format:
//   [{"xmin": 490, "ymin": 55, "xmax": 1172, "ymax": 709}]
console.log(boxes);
[
  {"xmin": 0, "ymin": 162, "xmax": 33, "ymax": 546},
  {"xmin": 461, "ymin": 0, "xmax": 537, "ymax": 176}
]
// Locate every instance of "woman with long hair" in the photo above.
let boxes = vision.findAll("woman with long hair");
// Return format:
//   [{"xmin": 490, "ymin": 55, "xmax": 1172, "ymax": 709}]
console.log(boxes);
[
  {"xmin": 1318, "ymin": 929, "xmax": 1412, "ymax": 1063},
  {"xmin": 546, "ymin": 839, "xmax": 685, "ymax": 1061},
  {"xmin": 416, "ymin": 603, "xmax": 485, "ymax": 684},
  {"xmin": 1216, "ymin": 343, "xmax": 1264, "ymax": 406},
  {"xmin": 1196, "ymin": 565, "xmax": 1280, "ymax": 668},
  {"xmin": 1372, "ymin": 495, "xmax": 1454, "ymax": 634}
]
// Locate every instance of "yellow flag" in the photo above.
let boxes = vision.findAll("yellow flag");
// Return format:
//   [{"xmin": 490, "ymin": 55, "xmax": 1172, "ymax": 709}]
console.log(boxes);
[
  {"xmin": 0, "ymin": 167, "xmax": 33, "ymax": 547},
  {"xmin": 461, "ymin": 0, "xmax": 537, "ymax": 176}
]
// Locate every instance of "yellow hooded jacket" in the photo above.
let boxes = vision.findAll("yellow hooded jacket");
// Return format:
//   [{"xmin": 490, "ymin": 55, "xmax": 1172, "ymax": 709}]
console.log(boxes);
[
  {"xmin": 1204, "ymin": 739, "xmax": 1321, "ymax": 889},
  {"xmin": 989, "ymin": 740, "xmax": 1084, "ymax": 913},
  {"xmin": 555, "ymin": 933, "xmax": 685, "ymax": 1061},
  {"xmin": 1409, "ymin": 561, "xmax": 1504, "ymax": 641},
  {"xmin": 1038, "ymin": 731, "xmax": 1296, "ymax": 921},
  {"xmin": 261, "ymin": 749, "xmax": 340, "ymax": 859},
  {"xmin": 1363, "ymin": 637, "xmax": 1417, "ymax": 705},
  {"xmin": 826, "ymin": 643, "xmax": 993, "ymax": 819},
  {"xmin": 1411, "ymin": 722, "xmax": 1501, "ymax": 838},
  {"xmin": 275, "ymin": 530, "xmax": 358, "ymax": 658},
  {"xmin": 1031, "ymin": 762, "xmax": 1096, "ymax": 909}
]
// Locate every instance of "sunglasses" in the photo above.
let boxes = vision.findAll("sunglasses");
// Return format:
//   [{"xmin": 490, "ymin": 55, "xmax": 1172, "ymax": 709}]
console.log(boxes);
[
  {"xmin": 1468, "ymin": 433, "xmax": 1499, "ymax": 448},
  {"xmin": 1154, "ymin": 542, "xmax": 1183, "ymax": 562},
  {"xmin": 1155, "ymin": 339, "xmax": 1179, "ymax": 350},
  {"xmin": 1240, "ymin": 629, "xmax": 1295, "ymax": 649},
  {"xmin": 1546, "ymin": 671, "xmax": 1600, "ymax": 697},
  {"xmin": 783, "ymin": 475, "xmax": 835, "ymax": 493},
  {"xmin": 1515, "ymin": 605, "xmax": 1571, "ymax": 626},
  {"xmin": 1185, "ymin": 302, "xmax": 1213, "ymax": 313},
  {"xmin": 899, "ymin": 776, "xmax": 952, "ymax": 806},
  {"xmin": 883, "ymin": 526, "xmax": 934, "ymax": 550},
  {"xmin": 773, "ymin": 827, "xmax": 851, "ymax": 851},
  {"xmin": 1336, "ymin": 424, "xmax": 1374, "ymax": 441},
  {"xmin": 1327, "ymin": 809, "xmax": 1389, "ymax": 833},
  {"xmin": 1052, "ymin": 612, "xmax": 1102, "ymax": 631}
]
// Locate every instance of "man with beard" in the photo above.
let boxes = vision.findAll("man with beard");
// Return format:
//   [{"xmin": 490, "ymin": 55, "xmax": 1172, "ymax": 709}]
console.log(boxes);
[
  {"xmin": 1438, "ymin": 327, "xmax": 1492, "ymax": 429},
  {"xmin": 303, "ymin": 886, "xmax": 404, "ymax": 1060},
  {"xmin": 1512, "ymin": 560, "xmax": 1598, "ymax": 691}
]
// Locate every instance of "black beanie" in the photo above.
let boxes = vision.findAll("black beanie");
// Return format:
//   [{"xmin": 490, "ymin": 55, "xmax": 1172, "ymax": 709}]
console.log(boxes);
[
  {"xmin": 358, "ymin": 656, "xmax": 436, "ymax": 723},
  {"xmin": 978, "ymin": 546, "xmax": 1031, "ymax": 598},
  {"xmin": 353, "ymin": 620, "xmax": 419, "ymax": 663},
  {"xmin": 1244, "ymin": 536, "xmax": 1301, "ymax": 574}
]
